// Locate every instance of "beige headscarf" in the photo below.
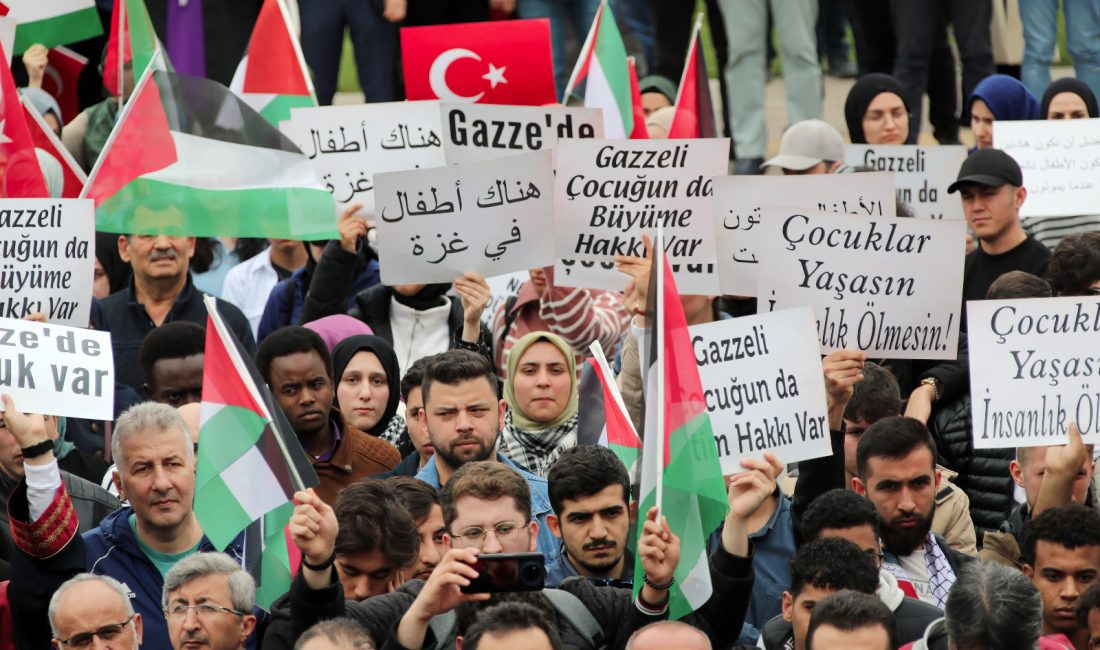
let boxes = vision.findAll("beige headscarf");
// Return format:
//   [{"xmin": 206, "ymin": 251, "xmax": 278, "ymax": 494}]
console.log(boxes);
[{"xmin": 504, "ymin": 331, "xmax": 578, "ymax": 430}]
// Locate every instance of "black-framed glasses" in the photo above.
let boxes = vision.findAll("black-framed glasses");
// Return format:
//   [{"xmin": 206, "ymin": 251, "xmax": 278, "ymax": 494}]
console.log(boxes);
[
  {"xmin": 164, "ymin": 603, "xmax": 247, "ymax": 619},
  {"xmin": 56, "ymin": 614, "xmax": 136, "ymax": 648}
]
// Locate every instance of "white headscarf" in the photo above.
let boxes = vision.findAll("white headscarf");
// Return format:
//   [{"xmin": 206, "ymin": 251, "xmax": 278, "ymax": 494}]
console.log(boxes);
[{"xmin": 34, "ymin": 148, "xmax": 63, "ymax": 198}]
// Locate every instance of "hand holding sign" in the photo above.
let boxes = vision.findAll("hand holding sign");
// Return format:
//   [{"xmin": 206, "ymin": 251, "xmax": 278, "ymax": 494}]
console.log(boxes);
[
  {"xmin": 1034, "ymin": 422, "xmax": 1090, "ymax": 515},
  {"xmin": 822, "ymin": 349, "xmax": 866, "ymax": 428},
  {"xmin": 454, "ymin": 272, "xmax": 492, "ymax": 329},
  {"xmin": 338, "ymin": 202, "xmax": 368, "ymax": 253}
]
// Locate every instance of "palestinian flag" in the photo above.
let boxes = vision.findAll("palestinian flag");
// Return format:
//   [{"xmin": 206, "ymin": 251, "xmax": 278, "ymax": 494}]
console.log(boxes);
[
  {"xmin": 632, "ymin": 231, "xmax": 729, "ymax": 620},
  {"xmin": 0, "ymin": 43, "xmax": 46, "ymax": 197},
  {"xmin": 667, "ymin": 16, "xmax": 717, "ymax": 139},
  {"xmin": 581, "ymin": 341, "xmax": 641, "ymax": 478},
  {"xmin": 627, "ymin": 56, "xmax": 647, "ymax": 140},
  {"xmin": 5, "ymin": 0, "xmax": 101, "ymax": 55},
  {"xmin": 242, "ymin": 502, "xmax": 302, "ymax": 609},
  {"xmin": 230, "ymin": 0, "xmax": 316, "ymax": 125},
  {"xmin": 563, "ymin": 1, "xmax": 633, "ymax": 138},
  {"xmin": 81, "ymin": 54, "xmax": 338, "ymax": 239},
  {"xmin": 195, "ymin": 295, "xmax": 318, "ymax": 552},
  {"xmin": 102, "ymin": 0, "xmax": 159, "ymax": 98},
  {"xmin": 22, "ymin": 92, "xmax": 85, "ymax": 197}
]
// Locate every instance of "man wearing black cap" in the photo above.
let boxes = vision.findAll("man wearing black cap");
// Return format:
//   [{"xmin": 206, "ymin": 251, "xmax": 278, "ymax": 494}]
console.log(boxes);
[{"xmin": 949, "ymin": 149, "xmax": 1051, "ymax": 311}]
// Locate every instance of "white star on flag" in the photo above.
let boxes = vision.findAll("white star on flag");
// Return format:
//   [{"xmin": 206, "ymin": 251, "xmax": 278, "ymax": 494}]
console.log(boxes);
[{"xmin": 482, "ymin": 63, "xmax": 507, "ymax": 89}]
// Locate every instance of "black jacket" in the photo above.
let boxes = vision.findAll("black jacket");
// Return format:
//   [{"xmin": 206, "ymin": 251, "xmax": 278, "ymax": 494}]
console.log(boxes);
[
  {"xmin": 928, "ymin": 393, "xmax": 1015, "ymax": 535},
  {"xmin": 263, "ymin": 545, "xmax": 755, "ymax": 650},
  {"xmin": 98, "ymin": 275, "xmax": 255, "ymax": 395}
]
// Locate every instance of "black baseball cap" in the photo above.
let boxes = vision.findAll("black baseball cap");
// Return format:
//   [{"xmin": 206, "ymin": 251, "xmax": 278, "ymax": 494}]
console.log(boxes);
[{"xmin": 947, "ymin": 148, "xmax": 1024, "ymax": 193}]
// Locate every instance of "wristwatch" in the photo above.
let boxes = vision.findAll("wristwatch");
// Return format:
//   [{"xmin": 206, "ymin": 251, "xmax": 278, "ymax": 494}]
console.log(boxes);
[{"xmin": 919, "ymin": 377, "xmax": 943, "ymax": 402}]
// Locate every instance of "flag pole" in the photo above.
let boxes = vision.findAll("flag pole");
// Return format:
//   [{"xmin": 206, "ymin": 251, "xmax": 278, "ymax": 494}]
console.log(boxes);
[{"xmin": 655, "ymin": 222, "xmax": 665, "ymax": 523}]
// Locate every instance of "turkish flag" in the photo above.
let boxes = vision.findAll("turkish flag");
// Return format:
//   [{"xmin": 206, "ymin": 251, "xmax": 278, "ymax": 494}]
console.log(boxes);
[
  {"xmin": 0, "ymin": 47, "xmax": 47, "ymax": 196},
  {"xmin": 41, "ymin": 46, "xmax": 88, "ymax": 124},
  {"xmin": 401, "ymin": 19, "xmax": 556, "ymax": 106},
  {"xmin": 23, "ymin": 95, "xmax": 85, "ymax": 197}
]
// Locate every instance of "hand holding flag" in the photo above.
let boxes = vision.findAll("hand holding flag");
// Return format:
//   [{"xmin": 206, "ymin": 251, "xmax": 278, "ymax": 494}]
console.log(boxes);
[
  {"xmin": 638, "ymin": 506, "xmax": 681, "ymax": 603},
  {"xmin": 289, "ymin": 488, "xmax": 337, "ymax": 569}
]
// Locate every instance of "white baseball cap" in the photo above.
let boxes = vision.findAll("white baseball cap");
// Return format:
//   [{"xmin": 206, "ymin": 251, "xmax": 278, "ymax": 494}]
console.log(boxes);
[{"xmin": 762, "ymin": 119, "xmax": 845, "ymax": 171}]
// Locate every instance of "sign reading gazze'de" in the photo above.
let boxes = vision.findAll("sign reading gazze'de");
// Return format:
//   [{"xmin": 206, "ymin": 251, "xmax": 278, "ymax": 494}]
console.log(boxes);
[{"xmin": 968, "ymin": 297, "xmax": 1100, "ymax": 448}]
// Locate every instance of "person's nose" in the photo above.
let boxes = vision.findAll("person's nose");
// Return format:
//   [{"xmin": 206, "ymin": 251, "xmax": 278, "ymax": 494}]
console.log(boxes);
[{"xmin": 481, "ymin": 529, "xmax": 504, "ymax": 554}]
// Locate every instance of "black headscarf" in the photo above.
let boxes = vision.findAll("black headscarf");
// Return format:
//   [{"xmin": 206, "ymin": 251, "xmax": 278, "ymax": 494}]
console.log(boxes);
[
  {"xmin": 389, "ymin": 283, "xmax": 452, "ymax": 311},
  {"xmin": 844, "ymin": 73, "xmax": 909, "ymax": 144},
  {"xmin": 332, "ymin": 335, "xmax": 402, "ymax": 437},
  {"xmin": 1040, "ymin": 78, "xmax": 1100, "ymax": 119},
  {"xmin": 94, "ymin": 232, "xmax": 132, "ymax": 295}
]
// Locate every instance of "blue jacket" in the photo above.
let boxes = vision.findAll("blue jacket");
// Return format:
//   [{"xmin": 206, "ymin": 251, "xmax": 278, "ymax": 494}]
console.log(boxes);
[
  {"xmin": 84, "ymin": 508, "xmax": 266, "ymax": 649},
  {"xmin": 256, "ymin": 256, "xmax": 379, "ymax": 341},
  {"xmin": 415, "ymin": 453, "xmax": 561, "ymax": 563}
]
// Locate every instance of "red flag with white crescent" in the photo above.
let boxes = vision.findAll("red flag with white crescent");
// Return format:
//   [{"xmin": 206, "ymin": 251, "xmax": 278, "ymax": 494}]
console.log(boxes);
[
  {"xmin": 41, "ymin": 46, "xmax": 87, "ymax": 124},
  {"xmin": 400, "ymin": 19, "xmax": 556, "ymax": 106}
]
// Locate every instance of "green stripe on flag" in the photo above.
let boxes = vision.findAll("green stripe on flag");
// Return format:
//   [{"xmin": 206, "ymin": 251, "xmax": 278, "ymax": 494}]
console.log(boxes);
[
  {"xmin": 14, "ymin": 8, "xmax": 102, "ymax": 54},
  {"xmin": 197, "ymin": 405, "xmax": 268, "ymax": 477},
  {"xmin": 259, "ymin": 94, "xmax": 316, "ymax": 126},
  {"xmin": 609, "ymin": 443, "xmax": 638, "ymax": 473},
  {"xmin": 255, "ymin": 502, "xmax": 294, "ymax": 609},
  {"xmin": 195, "ymin": 474, "xmax": 256, "ymax": 548},
  {"xmin": 96, "ymin": 178, "xmax": 338, "ymax": 239}
]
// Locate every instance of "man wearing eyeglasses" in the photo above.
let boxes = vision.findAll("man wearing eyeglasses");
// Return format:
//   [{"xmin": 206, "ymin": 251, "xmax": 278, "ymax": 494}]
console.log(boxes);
[
  {"xmin": 162, "ymin": 553, "xmax": 257, "ymax": 650},
  {"xmin": 49, "ymin": 573, "xmax": 142, "ymax": 649}
]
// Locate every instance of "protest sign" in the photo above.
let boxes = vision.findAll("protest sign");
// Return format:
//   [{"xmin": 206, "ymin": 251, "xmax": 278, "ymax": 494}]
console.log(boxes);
[
  {"xmin": 374, "ymin": 150, "xmax": 555, "ymax": 284},
  {"xmin": 968, "ymin": 297, "xmax": 1100, "ymax": 448},
  {"xmin": 692, "ymin": 307, "xmax": 831, "ymax": 473},
  {"xmin": 0, "ymin": 317, "xmax": 114, "ymax": 420},
  {"xmin": 995, "ymin": 119, "xmax": 1100, "ymax": 217},
  {"xmin": 844, "ymin": 144, "xmax": 967, "ymax": 220},
  {"xmin": 440, "ymin": 103, "xmax": 603, "ymax": 164},
  {"xmin": 286, "ymin": 101, "xmax": 446, "ymax": 218},
  {"xmin": 713, "ymin": 172, "xmax": 895, "ymax": 296},
  {"xmin": 553, "ymin": 138, "xmax": 730, "ymax": 295},
  {"xmin": 758, "ymin": 207, "xmax": 965, "ymax": 359},
  {"xmin": 0, "ymin": 199, "xmax": 93, "ymax": 327}
]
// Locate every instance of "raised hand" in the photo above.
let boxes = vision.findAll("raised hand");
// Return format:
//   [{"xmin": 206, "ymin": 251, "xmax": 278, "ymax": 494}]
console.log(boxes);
[
  {"xmin": 289, "ymin": 488, "xmax": 338, "ymax": 566},
  {"xmin": 822, "ymin": 349, "xmax": 866, "ymax": 428},
  {"xmin": 638, "ymin": 506, "xmax": 681, "ymax": 593},
  {"xmin": 337, "ymin": 202, "xmax": 367, "ymax": 253}
]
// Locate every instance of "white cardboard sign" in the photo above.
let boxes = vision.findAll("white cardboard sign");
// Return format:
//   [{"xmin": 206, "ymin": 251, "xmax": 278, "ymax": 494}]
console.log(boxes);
[
  {"xmin": 996, "ymin": 119, "xmax": 1100, "ymax": 218},
  {"xmin": 757, "ymin": 207, "xmax": 965, "ymax": 359},
  {"xmin": 844, "ymin": 144, "xmax": 967, "ymax": 220}
]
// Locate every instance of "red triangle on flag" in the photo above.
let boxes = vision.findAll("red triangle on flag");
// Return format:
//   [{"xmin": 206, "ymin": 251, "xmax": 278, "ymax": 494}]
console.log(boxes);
[
  {"xmin": 627, "ymin": 57, "xmax": 648, "ymax": 140},
  {"xmin": 202, "ymin": 314, "xmax": 266, "ymax": 414},
  {"xmin": 668, "ymin": 20, "xmax": 717, "ymax": 139},
  {"xmin": 243, "ymin": 0, "xmax": 310, "ymax": 95}
]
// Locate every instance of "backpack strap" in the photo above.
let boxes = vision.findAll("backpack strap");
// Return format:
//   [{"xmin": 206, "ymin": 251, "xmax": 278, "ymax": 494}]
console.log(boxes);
[
  {"xmin": 542, "ymin": 588, "xmax": 607, "ymax": 650},
  {"xmin": 427, "ymin": 609, "xmax": 457, "ymax": 650}
]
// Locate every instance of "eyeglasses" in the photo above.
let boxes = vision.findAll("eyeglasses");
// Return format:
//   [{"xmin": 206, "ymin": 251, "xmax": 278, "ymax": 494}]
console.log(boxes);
[
  {"xmin": 164, "ymin": 603, "xmax": 247, "ymax": 619},
  {"xmin": 453, "ymin": 521, "xmax": 525, "ymax": 548},
  {"xmin": 866, "ymin": 551, "xmax": 885, "ymax": 569},
  {"xmin": 56, "ymin": 614, "xmax": 136, "ymax": 648}
]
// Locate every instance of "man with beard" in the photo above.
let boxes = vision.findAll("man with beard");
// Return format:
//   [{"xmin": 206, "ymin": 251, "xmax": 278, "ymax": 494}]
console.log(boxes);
[
  {"xmin": 851, "ymin": 417, "xmax": 975, "ymax": 608},
  {"xmin": 544, "ymin": 446, "xmax": 633, "ymax": 588},
  {"xmin": 277, "ymin": 455, "xmax": 766, "ymax": 649},
  {"xmin": 412, "ymin": 350, "xmax": 558, "ymax": 557},
  {"xmin": 256, "ymin": 326, "xmax": 400, "ymax": 505}
]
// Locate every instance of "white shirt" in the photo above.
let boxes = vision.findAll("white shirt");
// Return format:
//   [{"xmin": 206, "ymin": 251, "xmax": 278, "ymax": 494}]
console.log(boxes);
[
  {"xmin": 390, "ymin": 296, "xmax": 451, "ymax": 378},
  {"xmin": 221, "ymin": 249, "xmax": 279, "ymax": 337}
]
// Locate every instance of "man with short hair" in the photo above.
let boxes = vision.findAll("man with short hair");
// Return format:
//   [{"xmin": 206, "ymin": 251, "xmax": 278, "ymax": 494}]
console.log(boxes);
[
  {"xmin": 139, "ymin": 321, "xmax": 205, "ymax": 406},
  {"xmin": 277, "ymin": 456, "xmax": 764, "ymax": 649},
  {"xmin": 758, "ymin": 538, "xmax": 881, "ymax": 650},
  {"xmin": 544, "ymin": 445, "xmax": 633, "ymax": 588},
  {"xmin": 462, "ymin": 601, "xmax": 563, "ymax": 650},
  {"xmin": 806, "ymin": 591, "xmax": 895, "ymax": 650},
  {"xmin": 851, "ymin": 417, "xmax": 975, "ymax": 608},
  {"xmin": 3, "ymin": 398, "xmax": 262, "ymax": 649},
  {"xmin": 1022, "ymin": 504, "xmax": 1100, "ymax": 649},
  {"xmin": 377, "ymin": 355, "xmax": 436, "ymax": 478},
  {"xmin": 761, "ymin": 120, "xmax": 852, "ymax": 175},
  {"xmin": 627, "ymin": 621, "xmax": 711, "ymax": 650},
  {"xmin": 331, "ymin": 479, "xmax": 419, "ymax": 601},
  {"xmin": 49, "ymin": 573, "xmax": 143, "ymax": 649},
  {"xmin": 100, "ymin": 234, "xmax": 254, "ymax": 394},
  {"xmin": 295, "ymin": 619, "xmax": 375, "ymax": 650},
  {"xmin": 256, "ymin": 326, "xmax": 399, "ymax": 504},
  {"xmin": 948, "ymin": 149, "xmax": 1051, "ymax": 308},
  {"xmin": 412, "ymin": 349, "xmax": 558, "ymax": 556},
  {"xmin": 163, "ymin": 552, "xmax": 258, "ymax": 650},
  {"xmin": 387, "ymin": 477, "xmax": 446, "ymax": 582},
  {"xmin": 800, "ymin": 489, "xmax": 943, "ymax": 644}
]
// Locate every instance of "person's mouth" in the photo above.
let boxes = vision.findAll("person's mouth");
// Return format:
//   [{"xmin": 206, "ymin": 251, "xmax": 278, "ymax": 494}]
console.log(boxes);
[
  {"xmin": 896, "ymin": 516, "xmax": 920, "ymax": 528},
  {"xmin": 153, "ymin": 498, "xmax": 178, "ymax": 509},
  {"xmin": 416, "ymin": 568, "xmax": 435, "ymax": 580},
  {"xmin": 300, "ymin": 410, "xmax": 323, "ymax": 423},
  {"xmin": 1055, "ymin": 607, "xmax": 1077, "ymax": 619},
  {"xmin": 354, "ymin": 407, "xmax": 375, "ymax": 415}
]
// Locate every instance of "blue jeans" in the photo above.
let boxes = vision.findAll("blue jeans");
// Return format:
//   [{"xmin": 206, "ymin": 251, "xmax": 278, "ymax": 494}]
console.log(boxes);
[
  {"xmin": 1020, "ymin": 0, "xmax": 1100, "ymax": 102},
  {"xmin": 518, "ymin": 0, "xmax": 603, "ymax": 99}
]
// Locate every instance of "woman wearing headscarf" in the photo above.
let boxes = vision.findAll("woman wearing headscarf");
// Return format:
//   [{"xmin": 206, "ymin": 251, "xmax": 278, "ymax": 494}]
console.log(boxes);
[
  {"xmin": 498, "ymin": 331, "xmax": 579, "ymax": 478},
  {"xmin": 93, "ymin": 232, "xmax": 132, "ymax": 299},
  {"xmin": 968, "ymin": 74, "xmax": 1041, "ymax": 150},
  {"xmin": 844, "ymin": 73, "xmax": 910, "ymax": 144},
  {"xmin": 331, "ymin": 335, "xmax": 411, "ymax": 457},
  {"xmin": 1022, "ymin": 79, "xmax": 1100, "ymax": 250}
]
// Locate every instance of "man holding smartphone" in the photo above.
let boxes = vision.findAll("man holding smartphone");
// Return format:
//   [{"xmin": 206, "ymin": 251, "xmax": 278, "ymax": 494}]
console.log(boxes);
[{"xmin": 276, "ymin": 454, "xmax": 774, "ymax": 649}]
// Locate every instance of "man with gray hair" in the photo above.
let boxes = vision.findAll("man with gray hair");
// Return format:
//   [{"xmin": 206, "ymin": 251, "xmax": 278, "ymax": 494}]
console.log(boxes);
[
  {"xmin": 626, "ymin": 620, "xmax": 711, "ymax": 650},
  {"xmin": 50, "ymin": 573, "xmax": 143, "ymax": 649},
  {"xmin": 2, "ymin": 397, "xmax": 261, "ymax": 649},
  {"xmin": 906, "ymin": 562, "xmax": 1043, "ymax": 650},
  {"xmin": 163, "ymin": 552, "xmax": 257, "ymax": 650}
]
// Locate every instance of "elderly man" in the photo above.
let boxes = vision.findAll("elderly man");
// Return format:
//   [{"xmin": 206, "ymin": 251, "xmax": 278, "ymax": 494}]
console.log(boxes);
[
  {"xmin": 163, "ymin": 553, "xmax": 258, "ymax": 650},
  {"xmin": 49, "ymin": 573, "xmax": 143, "ymax": 649},
  {"xmin": 2, "ymin": 397, "xmax": 260, "ymax": 649}
]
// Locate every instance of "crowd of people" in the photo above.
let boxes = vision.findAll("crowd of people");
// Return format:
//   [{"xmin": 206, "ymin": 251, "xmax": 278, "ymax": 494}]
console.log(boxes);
[{"xmin": 9, "ymin": 1, "xmax": 1100, "ymax": 650}]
